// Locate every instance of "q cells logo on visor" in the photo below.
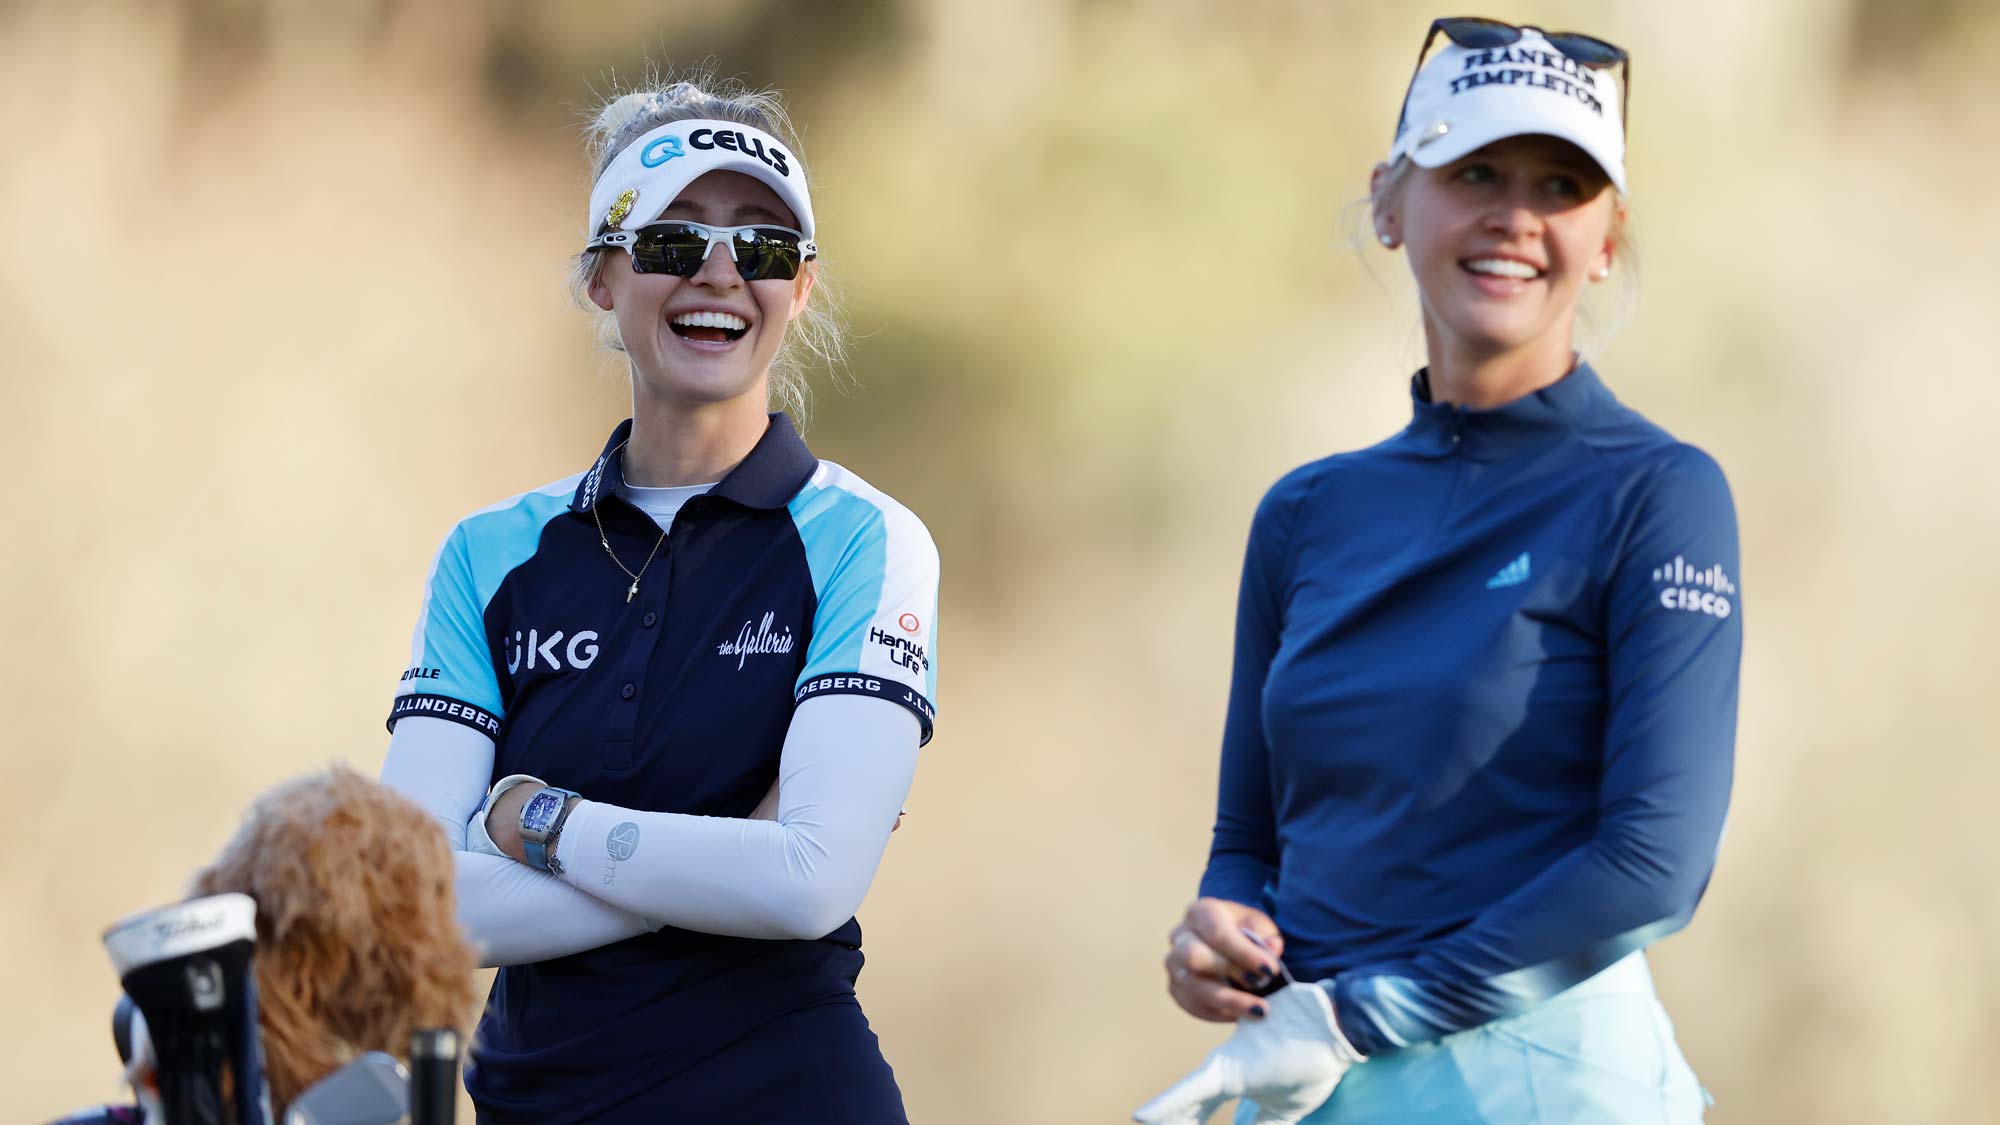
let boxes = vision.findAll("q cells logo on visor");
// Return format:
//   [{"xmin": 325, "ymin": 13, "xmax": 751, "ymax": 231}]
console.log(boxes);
[
  {"xmin": 688, "ymin": 128, "xmax": 792, "ymax": 177},
  {"xmin": 640, "ymin": 135, "xmax": 686, "ymax": 167}
]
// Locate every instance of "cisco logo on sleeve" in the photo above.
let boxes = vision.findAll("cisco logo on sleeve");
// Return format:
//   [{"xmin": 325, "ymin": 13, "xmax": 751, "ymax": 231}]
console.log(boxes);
[{"xmin": 1652, "ymin": 556, "xmax": 1735, "ymax": 618}]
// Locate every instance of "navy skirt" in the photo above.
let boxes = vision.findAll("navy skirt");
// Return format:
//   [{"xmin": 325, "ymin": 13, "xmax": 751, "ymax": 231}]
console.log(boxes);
[{"xmin": 578, "ymin": 996, "xmax": 907, "ymax": 1124}]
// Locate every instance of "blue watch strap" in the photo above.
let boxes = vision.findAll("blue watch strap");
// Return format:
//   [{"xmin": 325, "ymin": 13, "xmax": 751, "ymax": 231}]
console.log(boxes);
[{"xmin": 525, "ymin": 836, "xmax": 554, "ymax": 871}]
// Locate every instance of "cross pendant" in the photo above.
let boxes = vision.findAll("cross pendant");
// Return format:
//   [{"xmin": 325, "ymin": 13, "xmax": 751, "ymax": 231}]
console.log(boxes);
[{"xmin": 626, "ymin": 580, "xmax": 639, "ymax": 603}]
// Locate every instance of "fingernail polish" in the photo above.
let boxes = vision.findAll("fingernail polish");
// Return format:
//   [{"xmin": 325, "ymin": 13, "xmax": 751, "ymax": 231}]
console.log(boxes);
[
  {"xmin": 1251, "ymin": 1004, "xmax": 1269, "ymax": 1020},
  {"xmin": 1247, "ymin": 969, "xmax": 1272, "ymax": 988}
]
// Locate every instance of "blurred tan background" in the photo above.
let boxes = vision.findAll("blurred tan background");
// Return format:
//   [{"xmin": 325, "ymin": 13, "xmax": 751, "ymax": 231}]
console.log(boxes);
[{"xmin": 6, "ymin": 0, "xmax": 1997, "ymax": 1121}]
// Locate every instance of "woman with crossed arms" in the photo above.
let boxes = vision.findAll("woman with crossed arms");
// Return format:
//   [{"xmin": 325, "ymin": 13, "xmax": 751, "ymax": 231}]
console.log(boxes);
[
  {"xmin": 1140, "ymin": 20, "xmax": 1737, "ymax": 1125},
  {"xmin": 382, "ymin": 76, "xmax": 937, "ymax": 1124}
]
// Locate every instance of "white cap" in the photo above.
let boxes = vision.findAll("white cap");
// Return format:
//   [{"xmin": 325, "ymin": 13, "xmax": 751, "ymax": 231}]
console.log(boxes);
[
  {"xmin": 585, "ymin": 118, "xmax": 816, "ymax": 246},
  {"xmin": 1388, "ymin": 29, "xmax": 1627, "ymax": 195}
]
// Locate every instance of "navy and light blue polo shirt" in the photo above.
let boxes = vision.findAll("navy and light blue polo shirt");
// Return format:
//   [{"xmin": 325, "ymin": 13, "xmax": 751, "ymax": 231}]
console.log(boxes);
[
  {"xmin": 388, "ymin": 413, "xmax": 938, "ymax": 1119},
  {"xmin": 1200, "ymin": 363, "xmax": 1740, "ymax": 1055}
]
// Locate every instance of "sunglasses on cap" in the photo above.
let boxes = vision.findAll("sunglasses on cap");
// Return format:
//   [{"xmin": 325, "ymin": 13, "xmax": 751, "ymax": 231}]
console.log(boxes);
[
  {"xmin": 1397, "ymin": 17, "xmax": 1632, "ymax": 137},
  {"xmin": 587, "ymin": 220, "xmax": 816, "ymax": 282}
]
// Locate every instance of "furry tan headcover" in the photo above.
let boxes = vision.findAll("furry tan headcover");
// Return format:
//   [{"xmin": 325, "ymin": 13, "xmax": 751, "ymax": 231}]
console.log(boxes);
[{"xmin": 190, "ymin": 765, "xmax": 479, "ymax": 1111}]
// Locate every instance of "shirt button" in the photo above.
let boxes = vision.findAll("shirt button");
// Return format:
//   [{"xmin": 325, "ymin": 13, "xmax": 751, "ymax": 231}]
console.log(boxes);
[
  {"xmin": 1451, "ymin": 432, "xmax": 1461, "ymax": 444},
  {"xmin": 642, "ymin": 611, "xmax": 658, "ymax": 628},
  {"xmin": 620, "ymin": 683, "xmax": 637, "ymax": 700}
]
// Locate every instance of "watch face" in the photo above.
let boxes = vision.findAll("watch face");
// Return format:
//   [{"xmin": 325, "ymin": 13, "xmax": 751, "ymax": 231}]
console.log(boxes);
[{"xmin": 522, "ymin": 792, "xmax": 563, "ymax": 834}]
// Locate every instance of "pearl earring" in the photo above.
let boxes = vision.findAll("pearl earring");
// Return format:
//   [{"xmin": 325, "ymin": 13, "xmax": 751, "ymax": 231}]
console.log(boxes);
[{"xmin": 1379, "ymin": 233, "xmax": 1394, "ymax": 247}]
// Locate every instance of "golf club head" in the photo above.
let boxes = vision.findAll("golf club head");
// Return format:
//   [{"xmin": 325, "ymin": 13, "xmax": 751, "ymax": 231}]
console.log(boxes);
[
  {"xmin": 280, "ymin": 1053, "xmax": 408, "ymax": 1125},
  {"xmin": 103, "ymin": 893, "xmax": 271, "ymax": 1125}
]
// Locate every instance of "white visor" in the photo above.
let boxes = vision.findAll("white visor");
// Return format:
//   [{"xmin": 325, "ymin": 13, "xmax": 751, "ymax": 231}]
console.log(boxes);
[
  {"xmin": 585, "ymin": 118, "xmax": 816, "ymax": 249},
  {"xmin": 1388, "ymin": 28, "xmax": 1627, "ymax": 195}
]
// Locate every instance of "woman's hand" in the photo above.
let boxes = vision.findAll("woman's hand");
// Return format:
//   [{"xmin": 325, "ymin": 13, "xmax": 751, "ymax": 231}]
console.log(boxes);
[{"xmin": 1164, "ymin": 897, "xmax": 1286, "ymax": 1022}]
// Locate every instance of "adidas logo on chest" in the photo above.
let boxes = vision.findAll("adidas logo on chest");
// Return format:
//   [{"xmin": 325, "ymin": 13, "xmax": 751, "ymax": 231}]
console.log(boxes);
[{"xmin": 1485, "ymin": 552, "xmax": 1532, "ymax": 589}]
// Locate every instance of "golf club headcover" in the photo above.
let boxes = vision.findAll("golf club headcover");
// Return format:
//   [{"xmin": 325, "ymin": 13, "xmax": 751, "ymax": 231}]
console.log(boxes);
[{"xmin": 103, "ymin": 893, "xmax": 273, "ymax": 1125}]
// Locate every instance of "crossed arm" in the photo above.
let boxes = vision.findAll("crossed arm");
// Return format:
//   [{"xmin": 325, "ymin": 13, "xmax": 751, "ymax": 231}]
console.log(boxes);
[{"xmin": 381, "ymin": 693, "xmax": 918, "ymax": 966}]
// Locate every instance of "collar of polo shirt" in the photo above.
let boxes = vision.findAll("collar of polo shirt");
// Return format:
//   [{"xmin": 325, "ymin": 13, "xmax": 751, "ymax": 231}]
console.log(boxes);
[{"xmin": 572, "ymin": 413, "xmax": 820, "ymax": 514}]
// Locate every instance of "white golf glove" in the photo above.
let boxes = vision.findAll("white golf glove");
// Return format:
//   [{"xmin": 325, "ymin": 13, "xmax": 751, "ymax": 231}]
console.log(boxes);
[{"xmin": 1133, "ymin": 981, "xmax": 1362, "ymax": 1125}]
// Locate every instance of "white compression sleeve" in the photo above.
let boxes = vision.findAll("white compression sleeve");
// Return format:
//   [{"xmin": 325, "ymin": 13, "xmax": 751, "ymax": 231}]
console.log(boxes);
[
  {"xmin": 380, "ymin": 715, "xmax": 658, "ymax": 967},
  {"xmin": 380, "ymin": 715, "xmax": 491, "ymax": 847},
  {"xmin": 554, "ymin": 694, "xmax": 918, "ymax": 941}
]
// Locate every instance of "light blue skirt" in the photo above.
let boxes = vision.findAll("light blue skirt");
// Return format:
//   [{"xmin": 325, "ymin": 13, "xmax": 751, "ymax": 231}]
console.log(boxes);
[{"xmin": 1234, "ymin": 953, "xmax": 1709, "ymax": 1124}]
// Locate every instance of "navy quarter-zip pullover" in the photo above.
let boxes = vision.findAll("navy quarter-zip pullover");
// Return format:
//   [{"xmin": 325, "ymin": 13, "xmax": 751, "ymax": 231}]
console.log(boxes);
[{"xmin": 1200, "ymin": 363, "xmax": 1741, "ymax": 1055}]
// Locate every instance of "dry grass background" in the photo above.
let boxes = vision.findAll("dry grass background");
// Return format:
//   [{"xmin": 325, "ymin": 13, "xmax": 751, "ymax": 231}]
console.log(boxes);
[{"xmin": 5, "ymin": 0, "xmax": 1997, "ymax": 1121}]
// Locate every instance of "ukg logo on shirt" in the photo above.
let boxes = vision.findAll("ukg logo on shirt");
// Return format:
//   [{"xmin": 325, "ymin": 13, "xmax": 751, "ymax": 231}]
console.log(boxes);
[
  {"xmin": 504, "ymin": 628, "xmax": 601, "ymax": 673},
  {"xmin": 1652, "ymin": 556, "xmax": 1735, "ymax": 618}
]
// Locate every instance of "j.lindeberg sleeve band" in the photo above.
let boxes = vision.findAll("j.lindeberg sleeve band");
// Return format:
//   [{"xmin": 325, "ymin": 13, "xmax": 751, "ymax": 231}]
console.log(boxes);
[{"xmin": 554, "ymin": 694, "xmax": 919, "ymax": 941}]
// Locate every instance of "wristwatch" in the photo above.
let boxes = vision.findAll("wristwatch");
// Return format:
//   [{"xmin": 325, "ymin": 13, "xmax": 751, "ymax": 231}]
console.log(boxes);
[{"xmin": 519, "ymin": 785, "xmax": 582, "ymax": 875}]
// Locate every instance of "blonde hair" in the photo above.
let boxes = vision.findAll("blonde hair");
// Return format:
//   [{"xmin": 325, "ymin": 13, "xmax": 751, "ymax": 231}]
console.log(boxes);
[{"xmin": 569, "ymin": 68, "xmax": 848, "ymax": 422}]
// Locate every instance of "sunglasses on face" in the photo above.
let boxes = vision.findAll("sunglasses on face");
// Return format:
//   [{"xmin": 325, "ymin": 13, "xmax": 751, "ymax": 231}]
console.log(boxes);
[
  {"xmin": 1396, "ymin": 17, "xmax": 1633, "ymax": 138},
  {"xmin": 587, "ymin": 220, "xmax": 815, "ymax": 282}
]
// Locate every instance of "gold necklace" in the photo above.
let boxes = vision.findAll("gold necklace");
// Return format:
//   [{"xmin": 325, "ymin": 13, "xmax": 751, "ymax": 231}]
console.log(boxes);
[{"xmin": 591, "ymin": 442, "xmax": 670, "ymax": 603}]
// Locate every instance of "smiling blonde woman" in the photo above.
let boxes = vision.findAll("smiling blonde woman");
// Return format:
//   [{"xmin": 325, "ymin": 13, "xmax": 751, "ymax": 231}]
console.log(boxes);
[
  {"xmin": 1140, "ymin": 19, "xmax": 1737, "ymax": 1125},
  {"xmin": 380, "ymin": 75, "xmax": 938, "ymax": 1124}
]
